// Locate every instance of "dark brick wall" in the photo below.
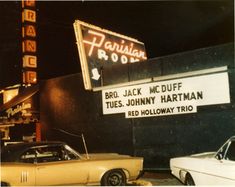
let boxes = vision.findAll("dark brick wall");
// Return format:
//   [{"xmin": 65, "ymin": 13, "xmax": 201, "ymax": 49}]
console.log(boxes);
[{"xmin": 40, "ymin": 43, "xmax": 234, "ymax": 169}]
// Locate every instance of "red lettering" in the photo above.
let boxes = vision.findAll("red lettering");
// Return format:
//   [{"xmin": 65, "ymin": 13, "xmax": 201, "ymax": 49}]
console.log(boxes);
[
  {"xmin": 26, "ymin": 25, "xmax": 36, "ymax": 37},
  {"xmin": 23, "ymin": 40, "xmax": 36, "ymax": 52},
  {"xmin": 23, "ymin": 9, "xmax": 36, "ymax": 22},
  {"xmin": 23, "ymin": 71, "xmax": 37, "ymax": 84},
  {"xmin": 22, "ymin": 0, "xmax": 36, "ymax": 8}
]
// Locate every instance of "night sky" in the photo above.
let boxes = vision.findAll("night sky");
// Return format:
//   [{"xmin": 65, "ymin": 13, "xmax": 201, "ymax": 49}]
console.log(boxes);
[
  {"xmin": 0, "ymin": 1, "xmax": 234, "ymax": 86},
  {"xmin": 37, "ymin": 1, "xmax": 234, "ymax": 80}
]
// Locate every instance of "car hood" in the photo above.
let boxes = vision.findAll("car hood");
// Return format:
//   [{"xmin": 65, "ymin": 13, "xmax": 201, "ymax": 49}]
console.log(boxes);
[
  {"xmin": 82, "ymin": 153, "xmax": 132, "ymax": 160},
  {"xmin": 170, "ymin": 152, "xmax": 217, "ymax": 170},
  {"xmin": 189, "ymin": 152, "xmax": 216, "ymax": 159}
]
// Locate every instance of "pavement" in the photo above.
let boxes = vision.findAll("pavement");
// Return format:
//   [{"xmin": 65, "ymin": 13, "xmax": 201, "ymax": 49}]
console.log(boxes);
[{"xmin": 131, "ymin": 171, "xmax": 183, "ymax": 186}]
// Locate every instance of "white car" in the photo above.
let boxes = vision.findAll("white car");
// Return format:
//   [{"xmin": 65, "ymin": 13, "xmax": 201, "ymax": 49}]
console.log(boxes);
[{"xmin": 170, "ymin": 136, "xmax": 235, "ymax": 185}]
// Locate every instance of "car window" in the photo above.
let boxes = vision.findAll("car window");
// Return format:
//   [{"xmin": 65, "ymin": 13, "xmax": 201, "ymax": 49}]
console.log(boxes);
[
  {"xmin": 35, "ymin": 146, "xmax": 65, "ymax": 163},
  {"xmin": 19, "ymin": 145, "xmax": 80, "ymax": 163},
  {"xmin": 20, "ymin": 148, "xmax": 37, "ymax": 163},
  {"xmin": 225, "ymin": 141, "xmax": 235, "ymax": 161}
]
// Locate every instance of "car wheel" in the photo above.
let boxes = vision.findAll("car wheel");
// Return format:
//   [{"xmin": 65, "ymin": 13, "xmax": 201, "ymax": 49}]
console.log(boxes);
[
  {"xmin": 101, "ymin": 169, "xmax": 126, "ymax": 186},
  {"xmin": 185, "ymin": 173, "xmax": 195, "ymax": 186}
]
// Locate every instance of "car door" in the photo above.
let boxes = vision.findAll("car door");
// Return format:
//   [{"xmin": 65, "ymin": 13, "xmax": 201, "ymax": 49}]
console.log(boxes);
[
  {"xmin": 218, "ymin": 140, "xmax": 235, "ymax": 184},
  {"xmin": 199, "ymin": 158, "xmax": 235, "ymax": 185},
  {"xmin": 1, "ymin": 163, "xmax": 36, "ymax": 186},
  {"xmin": 202, "ymin": 140, "xmax": 235, "ymax": 185},
  {"xmin": 34, "ymin": 145, "xmax": 89, "ymax": 186},
  {"xmin": 217, "ymin": 159, "xmax": 235, "ymax": 184},
  {"xmin": 5, "ymin": 148, "xmax": 38, "ymax": 186}
]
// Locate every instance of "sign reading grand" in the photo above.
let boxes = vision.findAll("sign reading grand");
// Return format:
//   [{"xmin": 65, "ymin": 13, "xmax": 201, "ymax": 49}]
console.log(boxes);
[
  {"xmin": 102, "ymin": 72, "xmax": 230, "ymax": 118},
  {"xmin": 73, "ymin": 20, "xmax": 147, "ymax": 90}
]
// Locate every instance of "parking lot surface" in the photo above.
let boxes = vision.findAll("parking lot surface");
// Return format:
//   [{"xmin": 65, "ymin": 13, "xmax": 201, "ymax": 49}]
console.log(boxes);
[{"xmin": 137, "ymin": 171, "xmax": 182, "ymax": 186}]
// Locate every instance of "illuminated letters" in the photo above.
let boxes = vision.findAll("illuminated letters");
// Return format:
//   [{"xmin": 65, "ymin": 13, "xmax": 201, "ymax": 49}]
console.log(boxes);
[
  {"xmin": 98, "ymin": 49, "xmax": 108, "ymax": 60},
  {"xmin": 73, "ymin": 20, "xmax": 147, "ymax": 90},
  {"xmin": 23, "ymin": 55, "xmax": 37, "ymax": 68},
  {"xmin": 6, "ymin": 103, "xmax": 32, "ymax": 118},
  {"xmin": 22, "ymin": 40, "xmax": 36, "ymax": 53},
  {"xmin": 23, "ymin": 71, "xmax": 37, "ymax": 84},
  {"xmin": 22, "ymin": 0, "xmax": 37, "ymax": 85},
  {"xmin": 23, "ymin": 9, "xmax": 36, "ymax": 22},
  {"xmin": 130, "ymin": 57, "xmax": 140, "ymax": 63},
  {"xmin": 22, "ymin": 25, "xmax": 36, "ymax": 37},
  {"xmin": 22, "ymin": 0, "xmax": 36, "ymax": 7},
  {"xmin": 83, "ymin": 30, "xmax": 105, "ymax": 56},
  {"xmin": 111, "ymin": 53, "xmax": 118, "ymax": 62},
  {"xmin": 97, "ymin": 49, "xmax": 136, "ymax": 64},
  {"xmin": 121, "ymin": 55, "xmax": 128, "ymax": 64},
  {"xmin": 83, "ymin": 29, "xmax": 147, "ymax": 60}
]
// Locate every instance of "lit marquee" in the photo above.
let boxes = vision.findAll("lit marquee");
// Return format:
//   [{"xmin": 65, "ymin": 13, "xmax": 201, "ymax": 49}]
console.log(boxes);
[
  {"xmin": 74, "ymin": 20, "xmax": 147, "ymax": 90},
  {"xmin": 83, "ymin": 30, "xmax": 146, "ymax": 63}
]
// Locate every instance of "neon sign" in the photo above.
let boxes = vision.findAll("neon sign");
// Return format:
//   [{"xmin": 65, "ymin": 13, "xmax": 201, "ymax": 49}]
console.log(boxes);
[
  {"xmin": 6, "ymin": 103, "xmax": 32, "ymax": 118},
  {"xmin": 74, "ymin": 20, "xmax": 147, "ymax": 90},
  {"xmin": 22, "ymin": 0, "xmax": 37, "ymax": 85},
  {"xmin": 83, "ymin": 30, "xmax": 146, "ymax": 62}
]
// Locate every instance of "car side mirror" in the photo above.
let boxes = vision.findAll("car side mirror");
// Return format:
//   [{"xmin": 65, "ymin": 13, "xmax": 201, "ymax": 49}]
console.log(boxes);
[{"xmin": 216, "ymin": 152, "xmax": 223, "ymax": 160}]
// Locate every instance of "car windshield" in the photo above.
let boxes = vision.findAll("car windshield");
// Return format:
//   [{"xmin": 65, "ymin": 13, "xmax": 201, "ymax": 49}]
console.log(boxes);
[
  {"xmin": 19, "ymin": 144, "xmax": 83, "ymax": 163},
  {"xmin": 225, "ymin": 141, "xmax": 235, "ymax": 161},
  {"xmin": 64, "ymin": 144, "xmax": 84, "ymax": 159},
  {"xmin": 215, "ymin": 137, "xmax": 235, "ymax": 161},
  {"xmin": 215, "ymin": 141, "xmax": 229, "ymax": 160}
]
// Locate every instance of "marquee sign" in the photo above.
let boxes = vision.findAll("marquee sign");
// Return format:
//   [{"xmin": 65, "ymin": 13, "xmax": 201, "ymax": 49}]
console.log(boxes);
[
  {"xmin": 0, "ymin": 85, "xmax": 39, "ymax": 124},
  {"xmin": 102, "ymin": 72, "xmax": 230, "ymax": 118},
  {"xmin": 6, "ymin": 103, "xmax": 32, "ymax": 118},
  {"xmin": 74, "ymin": 20, "xmax": 147, "ymax": 90}
]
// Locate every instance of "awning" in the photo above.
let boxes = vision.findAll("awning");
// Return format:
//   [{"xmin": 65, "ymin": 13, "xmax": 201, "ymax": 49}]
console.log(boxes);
[
  {"xmin": 0, "ymin": 85, "xmax": 39, "ymax": 112},
  {"xmin": 0, "ymin": 85, "xmax": 39, "ymax": 125}
]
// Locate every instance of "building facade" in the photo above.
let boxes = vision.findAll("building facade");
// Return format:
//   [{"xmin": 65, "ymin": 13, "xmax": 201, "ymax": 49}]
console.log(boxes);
[{"xmin": 40, "ymin": 43, "xmax": 234, "ymax": 169}]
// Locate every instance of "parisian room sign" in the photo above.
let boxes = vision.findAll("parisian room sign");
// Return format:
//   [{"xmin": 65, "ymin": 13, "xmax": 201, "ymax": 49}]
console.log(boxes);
[
  {"xmin": 74, "ymin": 20, "xmax": 147, "ymax": 90},
  {"xmin": 102, "ymin": 72, "xmax": 230, "ymax": 118}
]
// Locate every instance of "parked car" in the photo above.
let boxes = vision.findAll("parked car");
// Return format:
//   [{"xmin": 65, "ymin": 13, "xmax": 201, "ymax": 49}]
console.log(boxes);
[
  {"xmin": 170, "ymin": 136, "xmax": 235, "ymax": 185},
  {"xmin": 1, "ymin": 141, "xmax": 143, "ymax": 186}
]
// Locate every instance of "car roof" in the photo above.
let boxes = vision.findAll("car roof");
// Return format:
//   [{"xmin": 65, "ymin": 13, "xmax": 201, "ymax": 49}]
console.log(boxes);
[
  {"xmin": 230, "ymin": 136, "xmax": 235, "ymax": 141},
  {"xmin": 4, "ymin": 141, "xmax": 65, "ymax": 148},
  {"xmin": 1, "ymin": 141, "xmax": 66, "ymax": 162}
]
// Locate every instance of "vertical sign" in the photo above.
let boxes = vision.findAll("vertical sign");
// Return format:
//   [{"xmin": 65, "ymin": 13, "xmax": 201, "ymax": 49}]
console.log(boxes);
[
  {"xmin": 74, "ymin": 20, "xmax": 147, "ymax": 90},
  {"xmin": 22, "ymin": 0, "xmax": 37, "ymax": 85}
]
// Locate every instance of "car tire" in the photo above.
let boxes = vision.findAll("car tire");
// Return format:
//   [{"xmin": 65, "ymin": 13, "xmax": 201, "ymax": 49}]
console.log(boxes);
[
  {"xmin": 101, "ymin": 169, "xmax": 126, "ymax": 186},
  {"xmin": 185, "ymin": 173, "xmax": 195, "ymax": 186}
]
